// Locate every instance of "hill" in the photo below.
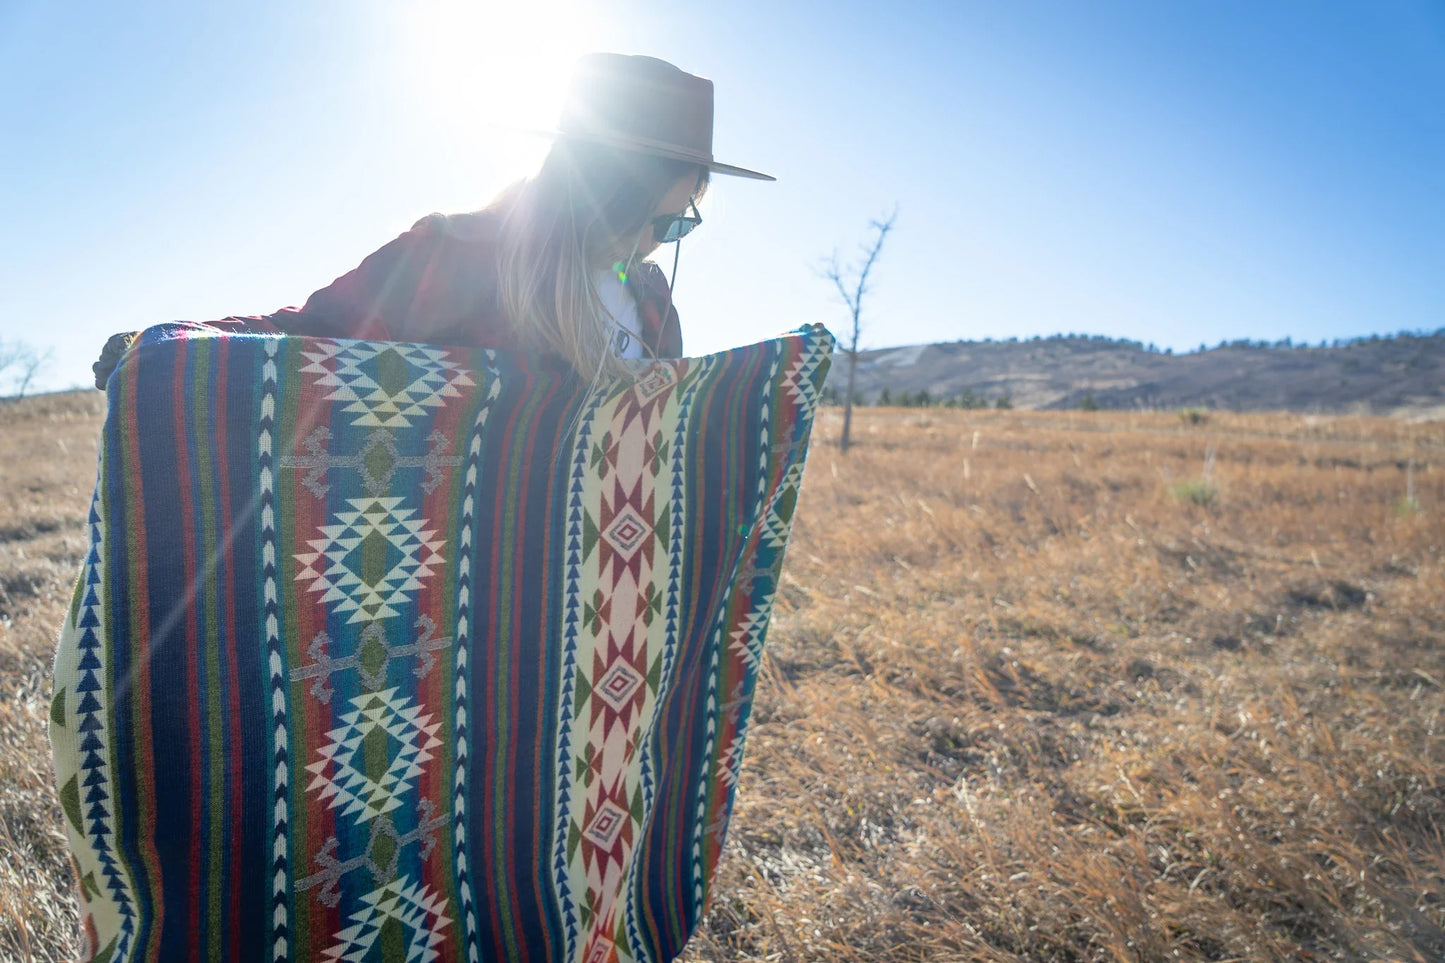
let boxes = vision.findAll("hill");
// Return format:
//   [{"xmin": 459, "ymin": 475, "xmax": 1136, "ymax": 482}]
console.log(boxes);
[{"xmin": 833, "ymin": 331, "xmax": 1445, "ymax": 416}]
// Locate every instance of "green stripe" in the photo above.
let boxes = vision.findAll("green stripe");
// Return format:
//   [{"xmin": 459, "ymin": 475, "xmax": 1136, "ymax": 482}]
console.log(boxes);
[
  {"xmin": 116, "ymin": 347, "xmax": 162, "ymax": 956},
  {"xmin": 194, "ymin": 342, "xmax": 227, "ymax": 958},
  {"xmin": 489, "ymin": 374, "xmax": 552, "ymax": 959}
]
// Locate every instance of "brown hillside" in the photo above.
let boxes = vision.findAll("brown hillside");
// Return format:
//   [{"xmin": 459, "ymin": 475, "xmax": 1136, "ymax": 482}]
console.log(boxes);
[{"xmin": 840, "ymin": 332, "xmax": 1445, "ymax": 415}]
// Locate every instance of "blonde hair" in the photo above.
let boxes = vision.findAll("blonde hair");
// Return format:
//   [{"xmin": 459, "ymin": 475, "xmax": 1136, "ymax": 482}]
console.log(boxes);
[{"xmin": 496, "ymin": 139, "xmax": 706, "ymax": 380}]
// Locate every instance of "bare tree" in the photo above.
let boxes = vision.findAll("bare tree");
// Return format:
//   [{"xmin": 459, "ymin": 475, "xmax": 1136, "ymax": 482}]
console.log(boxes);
[
  {"xmin": 822, "ymin": 208, "xmax": 897, "ymax": 453},
  {"xmin": 0, "ymin": 338, "xmax": 53, "ymax": 400}
]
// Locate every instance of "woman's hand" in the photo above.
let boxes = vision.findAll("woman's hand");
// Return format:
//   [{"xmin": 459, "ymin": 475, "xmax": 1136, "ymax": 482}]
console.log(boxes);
[{"xmin": 93, "ymin": 332, "xmax": 137, "ymax": 390}]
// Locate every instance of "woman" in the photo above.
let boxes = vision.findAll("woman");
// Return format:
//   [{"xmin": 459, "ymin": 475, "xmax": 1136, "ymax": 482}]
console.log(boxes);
[{"xmin": 93, "ymin": 53, "xmax": 773, "ymax": 387}]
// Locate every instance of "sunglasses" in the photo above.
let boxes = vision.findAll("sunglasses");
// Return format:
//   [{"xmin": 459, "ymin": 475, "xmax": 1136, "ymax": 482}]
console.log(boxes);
[{"xmin": 651, "ymin": 200, "xmax": 702, "ymax": 244}]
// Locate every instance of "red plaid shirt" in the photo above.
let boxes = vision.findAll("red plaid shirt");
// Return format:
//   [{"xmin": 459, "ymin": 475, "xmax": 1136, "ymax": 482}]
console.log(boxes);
[{"xmin": 215, "ymin": 210, "xmax": 683, "ymax": 356}]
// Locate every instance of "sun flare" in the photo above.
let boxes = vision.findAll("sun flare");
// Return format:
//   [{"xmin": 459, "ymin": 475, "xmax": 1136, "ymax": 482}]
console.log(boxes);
[{"xmin": 400, "ymin": 0, "xmax": 597, "ymax": 189}]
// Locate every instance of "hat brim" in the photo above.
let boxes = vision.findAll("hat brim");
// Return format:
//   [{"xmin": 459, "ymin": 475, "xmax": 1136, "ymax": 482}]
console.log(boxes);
[
  {"xmin": 516, "ymin": 126, "xmax": 775, "ymax": 181},
  {"xmin": 704, "ymin": 159, "xmax": 776, "ymax": 182}
]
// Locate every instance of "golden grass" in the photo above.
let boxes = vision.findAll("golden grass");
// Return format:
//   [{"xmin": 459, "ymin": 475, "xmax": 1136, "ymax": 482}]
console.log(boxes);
[
  {"xmin": 0, "ymin": 392, "xmax": 106, "ymax": 963},
  {"xmin": 2, "ymin": 395, "xmax": 1443, "ymax": 961}
]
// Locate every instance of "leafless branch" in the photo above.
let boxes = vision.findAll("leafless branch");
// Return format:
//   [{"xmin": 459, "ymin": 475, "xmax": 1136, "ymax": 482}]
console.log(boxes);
[
  {"xmin": 819, "ymin": 207, "xmax": 898, "ymax": 453},
  {"xmin": 0, "ymin": 339, "xmax": 52, "ymax": 400}
]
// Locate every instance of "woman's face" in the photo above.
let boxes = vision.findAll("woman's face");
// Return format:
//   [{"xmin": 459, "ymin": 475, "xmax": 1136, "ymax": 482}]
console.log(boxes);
[{"xmin": 626, "ymin": 173, "xmax": 702, "ymax": 261}]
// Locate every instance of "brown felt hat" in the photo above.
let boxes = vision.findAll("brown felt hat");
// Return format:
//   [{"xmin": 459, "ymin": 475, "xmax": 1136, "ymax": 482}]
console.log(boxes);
[{"xmin": 549, "ymin": 53, "xmax": 775, "ymax": 181}]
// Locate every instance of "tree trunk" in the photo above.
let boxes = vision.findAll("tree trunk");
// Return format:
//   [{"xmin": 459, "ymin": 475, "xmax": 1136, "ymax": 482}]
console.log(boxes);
[{"xmin": 841, "ymin": 347, "xmax": 858, "ymax": 453}]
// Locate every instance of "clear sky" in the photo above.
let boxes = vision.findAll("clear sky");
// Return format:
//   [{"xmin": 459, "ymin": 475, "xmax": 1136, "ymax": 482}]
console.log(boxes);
[{"xmin": 2, "ymin": 0, "xmax": 1442, "ymax": 392}]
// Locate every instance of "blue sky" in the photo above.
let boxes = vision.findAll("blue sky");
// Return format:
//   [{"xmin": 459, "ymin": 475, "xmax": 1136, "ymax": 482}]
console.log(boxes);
[{"xmin": 2, "ymin": 0, "xmax": 1442, "ymax": 392}]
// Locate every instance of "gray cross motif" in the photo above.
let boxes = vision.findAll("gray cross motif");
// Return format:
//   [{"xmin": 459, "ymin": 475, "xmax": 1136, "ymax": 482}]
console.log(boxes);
[
  {"xmin": 771, "ymin": 434, "xmax": 806, "ymax": 459},
  {"xmin": 280, "ymin": 425, "xmax": 462, "ymax": 499},
  {"xmin": 737, "ymin": 557, "xmax": 776, "ymax": 591},
  {"xmin": 707, "ymin": 810, "xmax": 732, "ymax": 850},
  {"xmin": 290, "ymin": 615, "xmax": 452, "ymax": 703},
  {"xmin": 296, "ymin": 799, "xmax": 447, "ymax": 907},
  {"xmin": 720, "ymin": 679, "xmax": 751, "ymax": 727}
]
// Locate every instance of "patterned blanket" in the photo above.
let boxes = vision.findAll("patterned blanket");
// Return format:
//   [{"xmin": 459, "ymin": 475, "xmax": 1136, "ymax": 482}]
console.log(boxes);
[{"xmin": 49, "ymin": 324, "xmax": 831, "ymax": 962}]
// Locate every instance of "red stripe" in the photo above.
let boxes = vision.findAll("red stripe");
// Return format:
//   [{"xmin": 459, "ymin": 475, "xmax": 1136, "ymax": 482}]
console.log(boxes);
[
  {"xmin": 526, "ymin": 375, "xmax": 565, "ymax": 963},
  {"xmin": 292, "ymin": 382, "xmax": 340, "ymax": 942},
  {"xmin": 503, "ymin": 369, "xmax": 539, "ymax": 957},
  {"xmin": 119, "ymin": 348, "xmax": 164, "ymax": 957},
  {"xmin": 702, "ymin": 347, "xmax": 775, "ymax": 884},
  {"xmin": 172, "ymin": 345, "xmax": 204, "ymax": 961},
  {"xmin": 483, "ymin": 362, "xmax": 531, "ymax": 955},
  {"xmin": 217, "ymin": 341, "xmax": 245, "ymax": 962},
  {"xmin": 416, "ymin": 351, "xmax": 462, "ymax": 961},
  {"xmin": 665, "ymin": 347, "xmax": 766, "ymax": 940}
]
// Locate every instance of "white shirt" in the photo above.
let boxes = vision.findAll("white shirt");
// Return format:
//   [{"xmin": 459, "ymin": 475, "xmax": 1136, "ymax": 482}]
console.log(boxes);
[{"xmin": 596, "ymin": 268, "xmax": 645, "ymax": 360}]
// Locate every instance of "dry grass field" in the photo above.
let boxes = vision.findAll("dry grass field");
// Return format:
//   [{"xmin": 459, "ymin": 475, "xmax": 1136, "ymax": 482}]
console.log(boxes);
[{"xmin": 2, "ymin": 393, "xmax": 1443, "ymax": 961}]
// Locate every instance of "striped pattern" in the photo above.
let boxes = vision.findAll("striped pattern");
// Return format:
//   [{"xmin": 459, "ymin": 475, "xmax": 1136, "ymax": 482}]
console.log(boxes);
[{"xmin": 50, "ymin": 323, "xmax": 832, "ymax": 962}]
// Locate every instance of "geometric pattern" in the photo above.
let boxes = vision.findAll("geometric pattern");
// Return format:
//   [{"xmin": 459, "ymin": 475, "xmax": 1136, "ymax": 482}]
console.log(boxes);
[
  {"xmin": 594, "ymin": 660, "xmax": 644, "ymax": 711},
  {"xmin": 451, "ymin": 353, "xmax": 503, "ymax": 962},
  {"xmin": 781, "ymin": 342, "xmax": 826, "ymax": 410},
  {"xmin": 632, "ymin": 362, "xmax": 678, "ymax": 403},
  {"xmin": 318, "ymin": 874, "xmax": 452, "ymax": 963},
  {"xmin": 294, "ymin": 496, "xmax": 447, "ymax": 624},
  {"xmin": 281, "ymin": 425, "xmax": 464, "ymax": 500},
  {"xmin": 689, "ymin": 341, "xmax": 783, "ymax": 913},
  {"xmin": 304, "ymin": 688, "xmax": 444, "ymax": 824},
  {"xmin": 692, "ymin": 332, "xmax": 833, "ymax": 910},
  {"xmin": 49, "ymin": 321, "xmax": 832, "ymax": 962},
  {"xmin": 289, "ymin": 617, "xmax": 452, "ymax": 704},
  {"xmin": 49, "ymin": 488, "xmax": 137, "ymax": 963},
  {"xmin": 583, "ymin": 935, "xmax": 617, "ymax": 963},
  {"xmin": 261, "ymin": 336, "xmax": 292, "ymax": 962},
  {"xmin": 557, "ymin": 364, "xmax": 691, "ymax": 963},
  {"xmin": 300, "ymin": 340, "xmax": 475, "ymax": 429},
  {"xmin": 583, "ymin": 800, "xmax": 630, "ymax": 850},
  {"xmin": 601, "ymin": 505, "xmax": 651, "ymax": 558},
  {"xmin": 297, "ymin": 800, "xmax": 448, "ymax": 908},
  {"xmin": 728, "ymin": 609, "xmax": 773, "ymax": 673}
]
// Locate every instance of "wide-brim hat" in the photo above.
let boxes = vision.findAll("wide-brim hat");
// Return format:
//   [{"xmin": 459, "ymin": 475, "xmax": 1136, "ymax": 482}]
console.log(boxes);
[{"xmin": 542, "ymin": 53, "xmax": 775, "ymax": 181}]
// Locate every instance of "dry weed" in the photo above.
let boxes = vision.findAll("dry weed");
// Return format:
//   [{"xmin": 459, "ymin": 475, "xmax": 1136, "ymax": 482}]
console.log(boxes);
[{"xmin": 1, "ymin": 395, "xmax": 1442, "ymax": 961}]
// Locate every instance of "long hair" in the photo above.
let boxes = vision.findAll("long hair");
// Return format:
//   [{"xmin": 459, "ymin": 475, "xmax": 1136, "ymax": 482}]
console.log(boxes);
[{"xmin": 496, "ymin": 139, "xmax": 707, "ymax": 380}]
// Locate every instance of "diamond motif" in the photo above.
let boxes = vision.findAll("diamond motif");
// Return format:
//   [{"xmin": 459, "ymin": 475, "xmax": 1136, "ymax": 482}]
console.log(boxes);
[
  {"xmin": 601, "ymin": 507, "xmax": 650, "ymax": 558},
  {"xmin": 584, "ymin": 800, "xmax": 629, "ymax": 850},
  {"xmin": 300, "ymin": 341, "xmax": 474, "ymax": 428},
  {"xmin": 295, "ymin": 497, "xmax": 446, "ymax": 623},
  {"xmin": 305, "ymin": 688, "xmax": 443, "ymax": 823},
  {"xmin": 595, "ymin": 662, "xmax": 643, "ymax": 711},
  {"xmin": 583, "ymin": 935, "xmax": 616, "ymax": 963},
  {"xmin": 632, "ymin": 363, "xmax": 678, "ymax": 402},
  {"xmin": 728, "ymin": 609, "xmax": 771, "ymax": 671},
  {"xmin": 359, "ymin": 432, "xmax": 400, "ymax": 494},
  {"xmin": 319, "ymin": 874, "xmax": 451, "ymax": 962},
  {"xmin": 782, "ymin": 349, "xmax": 824, "ymax": 409}
]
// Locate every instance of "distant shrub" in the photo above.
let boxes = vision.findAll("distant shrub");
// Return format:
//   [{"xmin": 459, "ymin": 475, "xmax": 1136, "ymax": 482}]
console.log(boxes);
[
  {"xmin": 1394, "ymin": 496, "xmax": 1421, "ymax": 517},
  {"xmin": 1171, "ymin": 478, "xmax": 1219, "ymax": 506},
  {"xmin": 1179, "ymin": 408, "xmax": 1209, "ymax": 426},
  {"xmin": 952, "ymin": 388, "xmax": 984, "ymax": 409},
  {"xmin": 995, "ymin": 394, "xmax": 1013, "ymax": 409},
  {"xmin": 1077, "ymin": 391, "xmax": 1100, "ymax": 412}
]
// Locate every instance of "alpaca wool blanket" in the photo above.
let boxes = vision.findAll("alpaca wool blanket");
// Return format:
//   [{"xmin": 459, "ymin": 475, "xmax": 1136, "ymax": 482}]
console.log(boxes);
[{"xmin": 49, "ymin": 323, "xmax": 831, "ymax": 963}]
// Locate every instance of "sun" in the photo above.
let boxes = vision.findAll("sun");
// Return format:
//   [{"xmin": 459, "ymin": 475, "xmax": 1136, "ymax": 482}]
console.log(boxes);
[{"xmin": 398, "ymin": 0, "xmax": 598, "ymax": 186}]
